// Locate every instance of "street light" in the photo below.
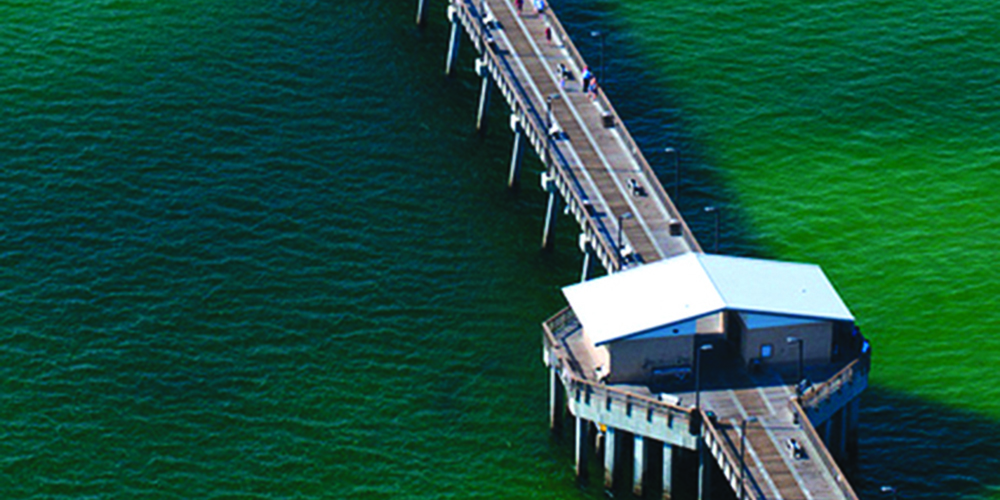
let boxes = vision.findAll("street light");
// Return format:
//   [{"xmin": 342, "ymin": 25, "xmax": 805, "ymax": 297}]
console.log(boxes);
[
  {"xmin": 665, "ymin": 147, "xmax": 679, "ymax": 208},
  {"xmin": 704, "ymin": 206, "xmax": 720, "ymax": 254},
  {"xmin": 880, "ymin": 486, "xmax": 898, "ymax": 500},
  {"xmin": 787, "ymin": 336, "xmax": 804, "ymax": 394},
  {"xmin": 694, "ymin": 344, "xmax": 714, "ymax": 411},
  {"xmin": 740, "ymin": 416, "xmax": 758, "ymax": 500},
  {"xmin": 617, "ymin": 212, "xmax": 633, "ymax": 252},
  {"xmin": 590, "ymin": 30, "xmax": 607, "ymax": 85}
]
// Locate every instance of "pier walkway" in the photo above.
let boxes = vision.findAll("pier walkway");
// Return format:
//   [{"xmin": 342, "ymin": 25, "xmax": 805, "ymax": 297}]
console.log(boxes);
[
  {"xmin": 433, "ymin": 0, "xmax": 868, "ymax": 498},
  {"xmin": 446, "ymin": 0, "xmax": 699, "ymax": 273}
]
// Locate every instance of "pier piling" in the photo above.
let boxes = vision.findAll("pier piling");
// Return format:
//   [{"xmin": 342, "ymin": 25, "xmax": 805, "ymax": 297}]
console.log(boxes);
[
  {"xmin": 416, "ymin": 0, "xmax": 428, "ymax": 25},
  {"xmin": 445, "ymin": 7, "xmax": 461, "ymax": 75},
  {"xmin": 507, "ymin": 115, "xmax": 524, "ymax": 188}
]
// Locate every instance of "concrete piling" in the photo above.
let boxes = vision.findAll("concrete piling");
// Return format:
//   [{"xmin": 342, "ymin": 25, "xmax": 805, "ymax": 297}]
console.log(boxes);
[
  {"xmin": 416, "ymin": 0, "xmax": 428, "ymax": 25},
  {"xmin": 508, "ymin": 115, "xmax": 524, "ymax": 188},
  {"xmin": 476, "ymin": 73, "xmax": 491, "ymax": 131},
  {"xmin": 575, "ymin": 416, "xmax": 590, "ymax": 482},
  {"xmin": 604, "ymin": 427, "xmax": 618, "ymax": 488},
  {"xmin": 634, "ymin": 435, "xmax": 647, "ymax": 497},
  {"xmin": 445, "ymin": 7, "xmax": 461, "ymax": 75},
  {"xmin": 663, "ymin": 443, "xmax": 674, "ymax": 500}
]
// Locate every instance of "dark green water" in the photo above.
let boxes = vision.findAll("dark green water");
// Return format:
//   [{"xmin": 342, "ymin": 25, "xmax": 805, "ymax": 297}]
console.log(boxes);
[{"xmin": 0, "ymin": 0, "xmax": 996, "ymax": 498}]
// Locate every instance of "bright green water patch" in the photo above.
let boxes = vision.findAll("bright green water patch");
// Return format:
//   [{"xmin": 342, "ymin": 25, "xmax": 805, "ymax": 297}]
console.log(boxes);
[{"xmin": 616, "ymin": 0, "xmax": 1000, "ymax": 419}]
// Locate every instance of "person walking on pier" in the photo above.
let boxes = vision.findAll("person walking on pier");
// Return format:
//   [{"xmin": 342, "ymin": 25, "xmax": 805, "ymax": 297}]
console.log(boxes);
[
  {"xmin": 581, "ymin": 66, "xmax": 593, "ymax": 94},
  {"xmin": 534, "ymin": 0, "xmax": 545, "ymax": 15},
  {"xmin": 516, "ymin": 0, "xmax": 523, "ymax": 14},
  {"xmin": 588, "ymin": 77, "xmax": 599, "ymax": 100}
]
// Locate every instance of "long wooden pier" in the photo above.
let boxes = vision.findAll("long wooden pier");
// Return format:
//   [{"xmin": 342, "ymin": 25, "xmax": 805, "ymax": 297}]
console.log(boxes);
[
  {"xmin": 446, "ymin": 0, "xmax": 700, "ymax": 275},
  {"xmin": 426, "ymin": 0, "xmax": 869, "ymax": 498}
]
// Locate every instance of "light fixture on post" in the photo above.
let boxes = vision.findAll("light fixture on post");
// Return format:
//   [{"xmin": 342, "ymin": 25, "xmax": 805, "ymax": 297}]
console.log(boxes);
[{"xmin": 787, "ymin": 336, "xmax": 804, "ymax": 394}]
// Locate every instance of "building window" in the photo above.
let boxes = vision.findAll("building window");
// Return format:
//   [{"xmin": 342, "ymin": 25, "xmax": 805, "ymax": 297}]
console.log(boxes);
[{"xmin": 760, "ymin": 344, "xmax": 773, "ymax": 359}]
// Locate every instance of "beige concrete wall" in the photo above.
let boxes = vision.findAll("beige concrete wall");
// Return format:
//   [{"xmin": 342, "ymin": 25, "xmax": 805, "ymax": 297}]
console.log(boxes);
[
  {"xmin": 741, "ymin": 321, "xmax": 833, "ymax": 372},
  {"xmin": 607, "ymin": 335, "xmax": 694, "ymax": 384}
]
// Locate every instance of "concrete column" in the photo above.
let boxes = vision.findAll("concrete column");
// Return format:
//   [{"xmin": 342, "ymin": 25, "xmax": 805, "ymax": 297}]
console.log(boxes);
[
  {"xmin": 698, "ymin": 440, "xmax": 712, "ymax": 500},
  {"xmin": 604, "ymin": 427, "xmax": 618, "ymax": 489},
  {"xmin": 541, "ymin": 190, "xmax": 560, "ymax": 250},
  {"xmin": 445, "ymin": 12, "xmax": 461, "ymax": 75},
  {"xmin": 549, "ymin": 368, "xmax": 562, "ymax": 433},
  {"xmin": 580, "ymin": 244, "xmax": 594, "ymax": 282},
  {"xmin": 633, "ymin": 435, "xmax": 647, "ymax": 497},
  {"xmin": 662, "ymin": 443, "xmax": 674, "ymax": 500},
  {"xmin": 575, "ymin": 416, "xmax": 589, "ymax": 482},
  {"xmin": 476, "ymin": 74, "xmax": 491, "ymax": 132},
  {"xmin": 508, "ymin": 116, "xmax": 524, "ymax": 188},
  {"xmin": 416, "ymin": 0, "xmax": 428, "ymax": 25}
]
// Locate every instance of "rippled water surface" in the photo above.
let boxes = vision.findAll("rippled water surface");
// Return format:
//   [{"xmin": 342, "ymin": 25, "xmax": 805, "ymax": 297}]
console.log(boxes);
[{"xmin": 1, "ymin": 0, "xmax": 997, "ymax": 498}]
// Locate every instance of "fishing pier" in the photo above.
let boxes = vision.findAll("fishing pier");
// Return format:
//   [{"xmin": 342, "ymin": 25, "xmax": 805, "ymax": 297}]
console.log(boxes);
[{"xmin": 421, "ymin": 1, "xmax": 871, "ymax": 498}]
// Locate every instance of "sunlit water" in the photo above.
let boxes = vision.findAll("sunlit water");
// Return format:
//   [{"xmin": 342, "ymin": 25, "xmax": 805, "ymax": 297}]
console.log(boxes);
[{"xmin": 0, "ymin": 0, "xmax": 996, "ymax": 498}]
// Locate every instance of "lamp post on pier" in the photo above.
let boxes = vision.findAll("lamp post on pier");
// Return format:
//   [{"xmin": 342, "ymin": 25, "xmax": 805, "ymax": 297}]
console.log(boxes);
[
  {"xmin": 694, "ymin": 344, "xmax": 713, "ymax": 411},
  {"xmin": 704, "ymin": 206, "xmax": 720, "ymax": 253},
  {"xmin": 617, "ymin": 212, "xmax": 633, "ymax": 252},
  {"xmin": 590, "ymin": 30, "xmax": 607, "ymax": 85},
  {"xmin": 787, "ymin": 336, "xmax": 804, "ymax": 394},
  {"xmin": 665, "ymin": 147, "xmax": 679, "ymax": 209}
]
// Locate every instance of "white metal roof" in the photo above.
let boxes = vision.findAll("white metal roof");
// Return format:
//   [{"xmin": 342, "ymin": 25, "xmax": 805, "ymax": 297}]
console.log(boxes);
[{"xmin": 562, "ymin": 253, "xmax": 854, "ymax": 346}]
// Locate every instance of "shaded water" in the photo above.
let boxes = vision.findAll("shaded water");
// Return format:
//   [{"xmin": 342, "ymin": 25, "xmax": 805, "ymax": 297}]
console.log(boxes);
[{"xmin": 0, "ymin": 0, "xmax": 996, "ymax": 498}]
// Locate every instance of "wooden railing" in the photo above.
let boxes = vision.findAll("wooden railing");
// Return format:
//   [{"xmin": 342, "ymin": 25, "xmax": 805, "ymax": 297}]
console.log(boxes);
[
  {"xmin": 542, "ymin": 307, "xmax": 693, "ymax": 424},
  {"xmin": 541, "ymin": 6, "xmax": 702, "ymax": 254},
  {"xmin": 800, "ymin": 337, "xmax": 871, "ymax": 413},
  {"xmin": 454, "ymin": 0, "xmax": 626, "ymax": 270},
  {"xmin": 701, "ymin": 414, "xmax": 768, "ymax": 500},
  {"xmin": 788, "ymin": 400, "xmax": 861, "ymax": 500}
]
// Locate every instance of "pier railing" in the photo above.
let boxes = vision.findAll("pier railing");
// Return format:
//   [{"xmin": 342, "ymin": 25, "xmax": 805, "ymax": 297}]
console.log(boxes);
[
  {"xmin": 542, "ymin": 307, "xmax": 695, "ymax": 428},
  {"xmin": 701, "ymin": 413, "xmax": 767, "ymax": 500},
  {"xmin": 799, "ymin": 338, "xmax": 870, "ymax": 414},
  {"xmin": 789, "ymin": 400, "xmax": 861, "ymax": 500},
  {"xmin": 455, "ymin": 0, "xmax": 626, "ymax": 270},
  {"xmin": 541, "ymin": 8, "xmax": 702, "ymax": 253}
]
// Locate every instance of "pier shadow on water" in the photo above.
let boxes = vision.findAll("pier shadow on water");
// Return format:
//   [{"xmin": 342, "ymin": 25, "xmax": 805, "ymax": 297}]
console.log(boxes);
[
  {"xmin": 549, "ymin": 3, "xmax": 1000, "ymax": 500},
  {"xmin": 549, "ymin": 0, "xmax": 769, "ymax": 261},
  {"xmin": 854, "ymin": 386, "xmax": 1000, "ymax": 500}
]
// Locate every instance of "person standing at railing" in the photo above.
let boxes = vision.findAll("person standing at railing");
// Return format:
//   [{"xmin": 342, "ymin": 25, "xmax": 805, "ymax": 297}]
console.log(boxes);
[
  {"xmin": 588, "ymin": 77, "xmax": 599, "ymax": 100},
  {"xmin": 581, "ymin": 66, "xmax": 593, "ymax": 95}
]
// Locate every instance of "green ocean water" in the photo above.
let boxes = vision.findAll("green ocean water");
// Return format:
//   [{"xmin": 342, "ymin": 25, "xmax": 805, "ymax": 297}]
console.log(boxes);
[{"xmin": 0, "ymin": 0, "xmax": 997, "ymax": 499}]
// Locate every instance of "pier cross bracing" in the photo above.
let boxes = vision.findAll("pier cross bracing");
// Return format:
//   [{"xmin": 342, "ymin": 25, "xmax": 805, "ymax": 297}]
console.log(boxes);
[{"xmin": 431, "ymin": 1, "xmax": 869, "ymax": 499}]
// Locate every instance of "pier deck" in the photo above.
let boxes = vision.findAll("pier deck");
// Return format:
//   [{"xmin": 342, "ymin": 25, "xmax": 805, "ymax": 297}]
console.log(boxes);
[
  {"xmin": 450, "ymin": 0, "xmax": 698, "ymax": 271},
  {"xmin": 440, "ymin": 0, "xmax": 868, "ymax": 498}
]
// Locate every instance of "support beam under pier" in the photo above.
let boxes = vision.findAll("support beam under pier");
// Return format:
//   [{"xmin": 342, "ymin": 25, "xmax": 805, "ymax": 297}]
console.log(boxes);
[
  {"xmin": 508, "ymin": 115, "xmax": 524, "ymax": 188},
  {"xmin": 541, "ymin": 187, "xmax": 561, "ymax": 250},
  {"xmin": 575, "ymin": 416, "xmax": 590, "ymax": 483},
  {"xmin": 634, "ymin": 435, "xmax": 647, "ymax": 497},
  {"xmin": 416, "ymin": 0, "xmax": 427, "ymax": 26},
  {"xmin": 475, "ymin": 72, "xmax": 491, "ymax": 132},
  {"xmin": 549, "ymin": 367, "xmax": 563, "ymax": 433},
  {"xmin": 604, "ymin": 427, "xmax": 618, "ymax": 489},
  {"xmin": 444, "ymin": 8, "xmax": 461, "ymax": 76},
  {"xmin": 663, "ymin": 443, "xmax": 674, "ymax": 500}
]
